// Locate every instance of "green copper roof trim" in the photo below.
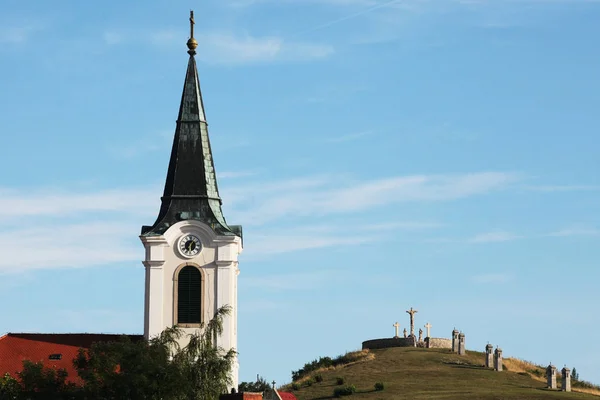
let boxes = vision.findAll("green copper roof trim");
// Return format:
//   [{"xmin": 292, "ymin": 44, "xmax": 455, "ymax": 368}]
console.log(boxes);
[{"xmin": 141, "ymin": 49, "xmax": 241, "ymax": 239}]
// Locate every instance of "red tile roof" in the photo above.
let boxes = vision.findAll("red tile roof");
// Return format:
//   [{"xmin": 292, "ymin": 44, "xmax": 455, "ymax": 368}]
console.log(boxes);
[
  {"xmin": 0, "ymin": 333, "xmax": 143, "ymax": 384},
  {"xmin": 278, "ymin": 392, "xmax": 297, "ymax": 400}
]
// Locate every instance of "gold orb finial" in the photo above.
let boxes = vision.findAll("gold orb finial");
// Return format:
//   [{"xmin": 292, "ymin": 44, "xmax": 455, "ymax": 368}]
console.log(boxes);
[{"xmin": 187, "ymin": 10, "xmax": 198, "ymax": 55}]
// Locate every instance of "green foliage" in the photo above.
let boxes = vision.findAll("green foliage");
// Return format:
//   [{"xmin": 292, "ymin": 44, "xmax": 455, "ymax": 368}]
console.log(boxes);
[
  {"xmin": 333, "ymin": 385, "xmax": 356, "ymax": 397},
  {"xmin": 314, "ymin": 374, "xmax": 323, "ymax": 383},
  {"xmin": 291, "ymin": 357, "xmax": 333, "ymax": 381},
  {"xmin": 238, "ymin": 375, "xmax": 271, "ymax": 393},
  {"xmin": 179, "ymin": 306, "xmax": 237, "ymax": 400},
  {"xmin": 335, "ymin": 377, "xmax": 345, "ymax": 385},
  {"xmin": 291, "ymin": 351, "xmax": 371, "ymax": 382},
  {"xmin": 304, "ymin": 378, "xmax": 315, "ymax": 387},
  {"xmin": 18, "ymin": 360, "xmax": 80, "ymax": 399},
  {"xmin": 572, "ymin": 368, "xmax": 579, "ymax": 381},
  {"xmin": 573, "ymin": 379, "xmax": 600, "ymax": 390},
  {"xmin": 374, "ymin": 382, "xmax": 384, "ymax": 391},
  {"xmin": 3, "ymin": 305, "xmax": 236, "ymax": 400},
  {"xmin": 0, "ymin": 373, "xmax": 19, "ymax": 399},
  {"xmin": 291, "ymin": 383, "xmax": 300, "ymax": 391}
]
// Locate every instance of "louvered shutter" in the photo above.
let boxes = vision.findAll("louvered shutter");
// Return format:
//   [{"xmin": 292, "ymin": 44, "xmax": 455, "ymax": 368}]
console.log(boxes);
[{"xmin": 178, "ymin": 266, "xmax": 201, "ymax": 324}]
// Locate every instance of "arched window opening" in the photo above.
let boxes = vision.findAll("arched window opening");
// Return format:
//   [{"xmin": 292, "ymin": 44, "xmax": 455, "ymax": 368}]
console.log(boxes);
[{"xmin": 177, "ymin": 266, "xmax": 201, "ymax": 324}]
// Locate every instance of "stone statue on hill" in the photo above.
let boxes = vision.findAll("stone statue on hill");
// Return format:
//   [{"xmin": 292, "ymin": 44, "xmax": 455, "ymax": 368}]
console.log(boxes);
[{"xmin": 405, "ymin": 307, "xmax": 418, "ymax": 336}]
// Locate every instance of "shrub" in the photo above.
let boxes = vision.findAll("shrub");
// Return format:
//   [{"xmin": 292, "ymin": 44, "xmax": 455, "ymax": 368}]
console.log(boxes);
[
  {"xmin": 291, "ymin": 351, "xmax": 371, "ymax": 381},
  {"xmin": 333, "ymin": 385, "xmax": 356, "ymax": 397},
  {"xmin": 291, "ymin": 356, "xmax": 333, "ymax": 381},
  {"xmin": 304, "ymin": 378, "xmax": 314, "ymax": 387},
  {"xmin": 374, "ymin": 382, "xmax": 384, "ymax": 391},
  {"xmin": 291, "ymin": 383, "xmax": 300, "ymax": 390},
  {"xmin": 573, "ymin": 379, "xmax": 600, "ymax": 390},
  {"xmin": 314, "ymin": 374, "xmax": 323, "ymax": 383},
  {"xmin": 336, "ymin": 377, "xmax": 345, "ymax": 385}
]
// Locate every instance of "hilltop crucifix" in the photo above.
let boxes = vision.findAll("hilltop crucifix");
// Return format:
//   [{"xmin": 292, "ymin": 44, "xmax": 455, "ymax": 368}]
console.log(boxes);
[
  {"xmin": 424, "ymin": 322, "xmax": 432, "ymax": 338},
  {"xmin": 406, "ymin": 307, "xmax": 418, "ymax": 336},
  {"xmin": 393, "ymin": 322, "xmax": 400, "ymax": 338}
]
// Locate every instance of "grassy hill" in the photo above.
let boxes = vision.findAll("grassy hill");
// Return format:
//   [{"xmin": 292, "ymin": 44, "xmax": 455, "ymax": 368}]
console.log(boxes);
[{"xmin": 283, "ymin": 347, "xmax": 600, "ymax": 400}]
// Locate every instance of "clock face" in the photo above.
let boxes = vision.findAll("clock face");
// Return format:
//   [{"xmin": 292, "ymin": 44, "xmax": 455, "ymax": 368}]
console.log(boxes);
[{"xmin": 178, "ymin": 234, "xmax": 202, "ymax": 257}]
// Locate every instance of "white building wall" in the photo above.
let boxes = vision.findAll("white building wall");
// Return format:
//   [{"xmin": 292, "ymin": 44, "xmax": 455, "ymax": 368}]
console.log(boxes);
[{"xmin": 140, "ymin": 220, "xmax": 242, "ymax": 388}]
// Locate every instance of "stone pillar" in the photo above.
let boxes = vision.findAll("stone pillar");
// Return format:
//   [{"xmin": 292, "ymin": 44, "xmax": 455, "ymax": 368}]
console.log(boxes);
[
  {"xmin": 485, "ymin": 344, "xmax": 494, "ymax": 368},
  {"xmin": 451, "ymin": 328, "xmax": 459, "ymax": 353},
  {"xmin": 546, "ymin": 364, "xmax": 557, "ymax": 389},
  {"xmin": 494, "ymin": 347, "xmax": 503, "ymax": 371},
  {"xmin": 562, "ymin": 367, "xmax": 571, "ymax": 392},
  {"xmin": 457, "ymin": 332, "xmax": 466, "ymax": 355}
]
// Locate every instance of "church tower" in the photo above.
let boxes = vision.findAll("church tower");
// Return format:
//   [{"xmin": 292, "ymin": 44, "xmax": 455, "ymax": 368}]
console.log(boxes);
[{"xmin": 139, "ymin": 11, "xmax": 243, "ymax": 387}]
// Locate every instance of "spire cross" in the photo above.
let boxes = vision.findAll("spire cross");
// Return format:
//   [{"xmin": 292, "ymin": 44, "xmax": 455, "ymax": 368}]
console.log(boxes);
[
  {"xmin": 393, "ymin": 322, "xmax": 400, "ymax": 338},
  {"xmin": 189, "ymin": 10, "xmax": 195, "ymax": 39},
  {"xmin": 187, "ymin": 11, "xmax": 199, "ymax": 54}
]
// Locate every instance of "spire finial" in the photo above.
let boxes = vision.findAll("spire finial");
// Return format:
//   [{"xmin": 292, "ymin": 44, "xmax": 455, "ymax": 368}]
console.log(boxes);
[{"xmin": 187, "ymin": 10, "xmax": 198, "ymax": 55}]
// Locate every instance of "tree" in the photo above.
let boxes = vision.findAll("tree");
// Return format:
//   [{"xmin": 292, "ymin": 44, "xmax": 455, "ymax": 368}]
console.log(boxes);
[
  {"xmin": 0, "ymin": 373, "xmax": 19, "ymax": 400},
  {"xmin": 176, "ymin": 305, "xmax": 237, "ymax": 400},
  {"xmin": 572, "ymin": 367, "xmax": 579, "ymax": 381},
  {"xmin": 3, "ymin": 305, "xmax": 236, "ymax": 400},
  {"xmin": 73, "ymin": 330, "xmax": 185, "ymax": 400},
  {"xmin": 7, "ymin": 361, "xmax": 79, "ymax": 400},
  {"xmin": 238, "ymin": 375, "xmax": 271, "ymax": 393},
  {"xmin": 73, "ymin": 305, "xmax": 235, "ymax": 400}
]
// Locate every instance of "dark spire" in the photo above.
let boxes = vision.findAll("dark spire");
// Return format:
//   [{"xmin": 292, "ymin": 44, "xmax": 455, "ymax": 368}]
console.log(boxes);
[{"xmin": 142, "ymin": 11, "xmax": 240, "ymax": 238}]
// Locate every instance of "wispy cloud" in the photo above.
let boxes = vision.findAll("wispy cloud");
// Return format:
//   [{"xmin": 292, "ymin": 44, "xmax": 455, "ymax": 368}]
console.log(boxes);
[
  {"xmin": 107, "ymin": 138, "xmax": 167, "ymax": 159},
  {"xmin": 0, "ymin": 187, "xmax": 158, "ymax": 220},
  {"xmin": 197, "ymin": 33, "xmax": 333, "ymax": 65},
  {"xmin": 0, "ymin": 169, "xmax": 593, "ymax": 272},
  {"xmin": 523, "ymin": 185, "xmax": 600, "ymax": 192},
  {"xmin": 224, "ymin": 172, "xmax": 520, "ymax": 225},
  {"xmin": 107, "ymin": 28, "xmax": 333, "ymax": 65},
  {"xmin": 243, "ymin": 270, "xmax": 340, "ymax": 290},
  {"xmin": 546, "ymin": 227, "xmax": 600, "ymax": 237},
  {"xmin": 324, "ymin": 130, "xmax": 374, "ymax": 143},
  {"xmin": 103, "ymin": 31, "xmax": 124, "ymax": 45},
  {"xmin": 226, "ymin": 0, "xmax": 380, "ymax": 7},
  {"xmin": 218, "ymin": 171, "xmax": 260, "ymax": 179},
  {"xmin": 246, "ymin": 233, "xmax": 376, "ymax": 256},
  {"xmin": 468, "ymin": 231, "xmax": 522, "ymax": 243},
  {"xmin": 361, "ymin": 221, "xmax": 443, "ymax": 231},
  {"xmin": 289, "ymin": 0, "xmax": 402, "ymax": 37},
  {"xmin": 0, "ymin": 22, "xmax": 44, "ymax": 44},
  {"xmin": 0, "ymin": 221, "xmax": 139, "ymax": 273},
  {"xmin": 471, "ymin": 273, "xmax": 513, "ymax": 284}
]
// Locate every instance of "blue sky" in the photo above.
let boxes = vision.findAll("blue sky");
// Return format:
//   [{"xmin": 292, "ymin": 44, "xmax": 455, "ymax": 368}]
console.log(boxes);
[{"xmin": 1, "ymin": 0, "xmax": 600, "ymax": 388}]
